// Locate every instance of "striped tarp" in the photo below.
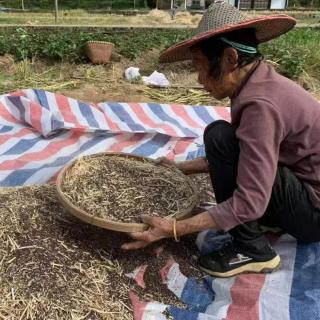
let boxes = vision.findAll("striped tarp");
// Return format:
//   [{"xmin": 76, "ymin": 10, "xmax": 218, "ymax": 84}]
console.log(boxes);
[
  {"xmin": 0, "ymin": 89, "xmax": 319, "ymax": 320},
  {"xmin": 0, "ymin": 89, "xmax": 229, "ymax": 186}
]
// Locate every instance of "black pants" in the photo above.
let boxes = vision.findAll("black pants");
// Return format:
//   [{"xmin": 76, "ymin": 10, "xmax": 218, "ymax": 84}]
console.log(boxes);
[{"xmin": 204, "ymin": 120, "xmax": 320, "ymax": 252}]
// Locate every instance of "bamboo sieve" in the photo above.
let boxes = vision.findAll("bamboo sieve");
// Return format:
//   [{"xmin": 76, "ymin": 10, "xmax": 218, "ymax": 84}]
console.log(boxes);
[{"xmin": 56, "ymin": 152, "xmax": 199, "ymax": 233}]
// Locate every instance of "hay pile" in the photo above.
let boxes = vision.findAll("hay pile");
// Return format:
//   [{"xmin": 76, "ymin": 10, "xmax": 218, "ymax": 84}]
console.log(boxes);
[
  {"xmin": 140, "ymin": 87, "xmax": 215, "ymax": 106},
  {"xmin": 0, "ymin": 184, "xmax": 206, "ymax": 319},
  {"xmin": 61, "ymin": 155, "xmax": 197, "ymax": 222},
  {"xmin": 144, "ymin": 9, "xmax": 201, "ymax": 25}
]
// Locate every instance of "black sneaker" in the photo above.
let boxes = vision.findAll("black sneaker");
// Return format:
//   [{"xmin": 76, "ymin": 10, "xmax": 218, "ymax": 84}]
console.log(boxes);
[{"xmin": 198, "ymin": 242, "xmax": 281, "ymax": 278}]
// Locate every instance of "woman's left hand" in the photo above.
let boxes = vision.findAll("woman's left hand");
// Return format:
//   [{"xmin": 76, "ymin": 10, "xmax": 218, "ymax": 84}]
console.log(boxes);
[{"xmin": 121, "ymin": 215, "xmax": 173, "ymax": 250}]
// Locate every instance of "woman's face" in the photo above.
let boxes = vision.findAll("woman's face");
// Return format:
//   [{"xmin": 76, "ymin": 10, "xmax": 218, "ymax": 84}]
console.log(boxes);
[{"xmin": 191, "ymin": 47, "xmax": 235, "ymax": 100}]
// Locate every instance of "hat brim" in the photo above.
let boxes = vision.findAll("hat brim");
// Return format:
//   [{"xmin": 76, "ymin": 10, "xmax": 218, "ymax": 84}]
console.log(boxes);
[{"xmin": 159, "ymin": 15, "xmax": 296, "ymax": 63}]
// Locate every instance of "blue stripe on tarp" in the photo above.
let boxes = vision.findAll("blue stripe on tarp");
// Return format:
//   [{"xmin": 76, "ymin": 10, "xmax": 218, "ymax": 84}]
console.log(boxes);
[
  {"xmin": 193, "ymin": 107, "xmax": 215, "ymax": 125},
  {"xmin": 50, "ymin": 119, "xmax": 65, "ymax": 133},
  {"xmin": 131, "ymin": 134, "xmax": 171, "ymax": 157},
  {"xmin": 78, "ymin": 102, "xmax": 100, "ymax": 128},
  {"xmin": 180, "ymin": 277, "xmax": 214, "ymax": 312},
  {"xmin": 147, "ymin": 103, "xmax": 198, "ymax": 137},
  {"xmin": 109, "ymin": 102, "xmax": 146, "ymax": 132},
  {"xmin": 186, "ymin": 150, "xmax": 198, "ymax": 160},
  {"xmin": 196, "ymin": 145, "xmax": 206, "ymax": 157},
  {"xmin": 1, "ymin": 137, "xmax": 43, "ymax": 155},
  {"xmin": 0, "ymin": 134, "xmax": 115, "ymax": 186},
  {"xmin": 7, "ymin": 96, "xmax": 26, "ymax": 120},
  {"xmin": 34, "ymin": 89, "xmax": 50, "ymax": 110},
  {"xmin": 0, "ymin": 126, "xmax": 14, "ymax": 133},
  {"xmin": 290, "ymin": 241, "xmax": 320, "ymax": 320},
  {"xmin": 186, "ymin": 145, "xmax": 206, "ymax": 161}
]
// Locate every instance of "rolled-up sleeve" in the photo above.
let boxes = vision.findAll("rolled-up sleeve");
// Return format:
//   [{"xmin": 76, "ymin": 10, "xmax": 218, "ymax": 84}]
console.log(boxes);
[{"xmin": 208, "ymin": 101, "xmax": 284, "ymax": 231}]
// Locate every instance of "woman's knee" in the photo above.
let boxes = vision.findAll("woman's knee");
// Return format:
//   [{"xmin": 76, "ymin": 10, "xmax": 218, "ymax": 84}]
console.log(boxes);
[{"xmin": 204, "ymin": 120, "xmax": 236, "ymax": 149}]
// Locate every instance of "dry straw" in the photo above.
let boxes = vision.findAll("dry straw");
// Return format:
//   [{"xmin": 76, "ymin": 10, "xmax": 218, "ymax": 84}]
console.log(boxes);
[
  {"xmin": 0, "ymin": 182, "xmax": 211, "ymax": 319},
  {"xmin": 140, "ymin": 87, "xmax": 215, "ymax": 106}
]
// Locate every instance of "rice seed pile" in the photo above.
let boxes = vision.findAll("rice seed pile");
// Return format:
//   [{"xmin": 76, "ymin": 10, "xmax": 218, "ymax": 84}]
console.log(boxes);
[
  {"xmin": 0, "ymin": 184, "xmax": 202, "ymax": 319},
  {"xmin": 139, "ymin": 87, "xmax": 214, "ymax": 106},
  {"xmin": 61, "ymin": 155, "xmax": 196, "ymax": 222}
]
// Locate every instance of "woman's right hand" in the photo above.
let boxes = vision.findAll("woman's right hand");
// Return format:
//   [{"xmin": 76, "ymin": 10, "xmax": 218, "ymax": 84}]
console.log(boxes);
[
  {"xmin": 155, "ymin": 157, "xmax": 208, "ymax": 175},
  {"xmin": 154, "ymin": 157, "xmax": 188, "ymax": 173}
]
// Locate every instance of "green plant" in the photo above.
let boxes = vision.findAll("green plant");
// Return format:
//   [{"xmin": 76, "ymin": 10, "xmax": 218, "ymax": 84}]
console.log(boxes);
[
  {"xmin": 0, "ymin": 27, "xmax": 192, "ymax": 62},
  {"xmin": 260, "ymin": 28, "xmax": 320, "ymax": 80},
  {"xmin": 0, "ymin": 27, "xmax": 319, "ymax": 82}
]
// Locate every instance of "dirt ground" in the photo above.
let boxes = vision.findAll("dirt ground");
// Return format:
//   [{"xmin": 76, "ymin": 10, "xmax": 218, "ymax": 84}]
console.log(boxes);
[
  {"xmin": 1, "ymin": 49, "xmax": 319, "ymax": 105},
  {"xmin": 60, "ymin": 51, "xmax": 218, "ymax": 105},
  {"xmin": 62, "ymin": 53, "xmax": 320, "ymax": 104}
]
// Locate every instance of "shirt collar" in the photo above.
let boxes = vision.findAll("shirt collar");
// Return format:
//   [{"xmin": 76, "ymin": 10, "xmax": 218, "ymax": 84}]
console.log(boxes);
[{"xmin": 230, "ymin": 58, "xmax": 262, "ymax": 100}]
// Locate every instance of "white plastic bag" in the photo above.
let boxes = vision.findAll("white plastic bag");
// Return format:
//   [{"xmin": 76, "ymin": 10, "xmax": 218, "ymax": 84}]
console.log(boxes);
[
  {"xmin": 142, "ymin": 71, "xmax": 170, "ymax": 88},
  {"xmin": 124, "ymin": 67, "xmax": 141, "ymax": 81}
]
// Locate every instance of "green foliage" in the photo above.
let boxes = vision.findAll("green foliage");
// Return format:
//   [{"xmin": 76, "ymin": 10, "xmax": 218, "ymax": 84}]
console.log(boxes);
[
  {"xmin": 0, "ymin": 27, "xmax": 192, "ymax": 61},
  {"xmin": 260, "ymin": 28, "xmax": 320, "ymax": 79},
  {"xmin": 0, "ymin": 27, "xmax": 319, "ymax": 81}
]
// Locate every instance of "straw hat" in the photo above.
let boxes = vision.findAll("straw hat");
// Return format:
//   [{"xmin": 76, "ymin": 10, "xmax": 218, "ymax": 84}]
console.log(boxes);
[{"xmin": 159, "ymin": 1, "xmax": 296, "ymax": 63}]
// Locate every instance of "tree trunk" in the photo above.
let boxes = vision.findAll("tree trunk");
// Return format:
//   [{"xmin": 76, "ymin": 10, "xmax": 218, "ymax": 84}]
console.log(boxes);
[{"xmin": 55, "ymin": 0, "xmax": 58, "ymax": 23}]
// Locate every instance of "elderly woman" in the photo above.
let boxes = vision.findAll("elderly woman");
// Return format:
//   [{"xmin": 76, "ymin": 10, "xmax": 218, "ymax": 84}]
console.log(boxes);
[{"xmin": 122, "ymin": 1, "xmax": 320, "ymax": 278}]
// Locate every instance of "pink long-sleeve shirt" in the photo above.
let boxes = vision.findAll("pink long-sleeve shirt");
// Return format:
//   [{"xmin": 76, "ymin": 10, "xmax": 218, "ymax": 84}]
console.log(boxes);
[{"xmin": 208, "ymin": 61, "xmax": 320, "ymax": 231}]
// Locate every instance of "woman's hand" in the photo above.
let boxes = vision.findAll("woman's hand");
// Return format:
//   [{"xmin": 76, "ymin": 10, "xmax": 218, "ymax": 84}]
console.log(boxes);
[
  {"xmin": 121, "ymin": 211, "xmax": 219, "ymax": 250},
  {"xmin": 121, "ymin": 215, "xmax": 174, "ymax": 250},
  {"xmin": 154, "ymin": 157, "xmax": 176, "ymax": 168},
  {"xmin": 155, "ymin": 157, "xmax": 209, "ymax": 175}
]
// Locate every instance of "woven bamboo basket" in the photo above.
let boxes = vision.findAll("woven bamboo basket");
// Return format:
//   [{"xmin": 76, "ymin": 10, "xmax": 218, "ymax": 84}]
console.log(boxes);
[
  {"xmin": 85, "ymin": 41, "xmax": 114, "ymax": 64},
  {"xmin": 56, "ymin": 152, "xmax": 199, "ymax": 233}
]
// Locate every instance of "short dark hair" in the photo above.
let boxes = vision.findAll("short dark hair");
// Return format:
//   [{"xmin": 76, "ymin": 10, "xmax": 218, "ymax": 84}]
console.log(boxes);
[{"xmin": 195, "ymin": 28, "xmax": 262, "ymax": 80}]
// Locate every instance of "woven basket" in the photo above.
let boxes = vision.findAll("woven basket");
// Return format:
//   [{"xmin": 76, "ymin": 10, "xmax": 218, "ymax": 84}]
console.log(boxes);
[
  {"xmin": 85, "ymin": 41, "xmax": 114, "ymax": 64},
  {"xmin": 56, "ymin": 152, "xmax": 199, "ymax": 233}
]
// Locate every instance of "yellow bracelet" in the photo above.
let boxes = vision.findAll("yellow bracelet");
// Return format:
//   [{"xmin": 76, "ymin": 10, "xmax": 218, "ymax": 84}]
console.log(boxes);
[{"xmin": 173, "ymin": 218, "xmax": 180, "ymax": 242}]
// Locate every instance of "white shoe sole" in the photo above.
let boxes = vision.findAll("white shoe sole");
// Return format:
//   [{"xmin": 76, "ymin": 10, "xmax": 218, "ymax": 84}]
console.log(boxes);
[{"xmin": 199, "ymin": 255, "xmax": 281, "ymax": 278}]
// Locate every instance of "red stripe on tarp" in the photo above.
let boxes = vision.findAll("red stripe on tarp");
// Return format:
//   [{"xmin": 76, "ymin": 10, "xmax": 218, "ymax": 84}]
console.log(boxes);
[
  {"xmin": 171, "ymin": 104, "xmax": 203, "ymax": 129},
  {"xmin": 9, "ymin": 90, "xmax": 25, "ymax": 97},
  {"xmin": 160, "ymin": 257, "xmax": 176, "ymax": 284},
  {"xmin": 167, "ymin": 138, "xmax": 195, "ymax": 160},
  {"xmin": 0, "ymin": 128, "xmax": 34, "ymax": 145},
  {"xmin": 95, "ymin": 104, "xmax": 121, "ymax": 131},
  {"xmin": 55, "ymin": 94, "xmax": 82, "ymax": 126},
  {"xmin": 226, "ymin": 273, "xmax": 266, "ymax": 320},
  {"xmin": 129, "ymin": 103, "xmax": 179, "ymax": 137},
  {"xmin": 0, "ymin": 101, "xmax": 21, "ymax": 124},
  {"xmin": 214, "ymin": 106, "xmax": 231, "ymax": 122},
  {"xmin": 134, "ymin": 264, "xmax": 148, "ymax": 289},
  {"xmin": 129, "ymin": 291, "xmax": 148, "ymax": 320},
  {"xmin": 108, "ymin": 133, "xmax": 147, "ymax": 152},
  {"xmin": 0, "ymin": 131, "xmax": 83, "ymax": 170},
  {"xmin": 29, "ymin": 101, "xmax": 44, "ymax": 135}
]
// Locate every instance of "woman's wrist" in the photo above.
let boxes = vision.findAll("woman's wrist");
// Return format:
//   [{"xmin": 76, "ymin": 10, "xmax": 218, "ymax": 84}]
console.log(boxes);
[
  {"xmin": 175, "ymin": 211, "xmax": 217, "ymax": 237},
  {"xmin": 175, "ymin": 158, "xmax": 209, "ymax": 175}
]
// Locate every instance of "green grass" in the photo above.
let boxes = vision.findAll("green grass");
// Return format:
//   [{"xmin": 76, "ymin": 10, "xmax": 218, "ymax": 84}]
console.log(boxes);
[
  {"xmin": 0, "ymin": 26, "xmax": 319, "ymax": 81},
  {"xmin": 0, "ymin": 27, "xmax": 192, "ymax": 61},
  {"xmin": 261, "ymin": 28, "xmax": 320, "ymax": 79}
]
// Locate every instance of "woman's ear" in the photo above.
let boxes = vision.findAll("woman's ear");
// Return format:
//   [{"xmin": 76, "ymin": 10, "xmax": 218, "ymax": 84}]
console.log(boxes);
[{"xmin": 223, "ymin": 47, "xmax": 239, "ymax": 71}]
